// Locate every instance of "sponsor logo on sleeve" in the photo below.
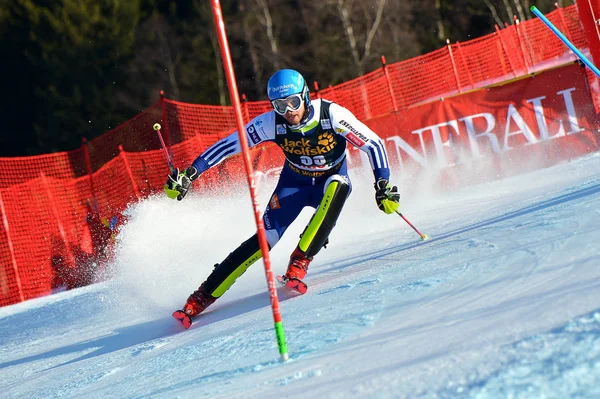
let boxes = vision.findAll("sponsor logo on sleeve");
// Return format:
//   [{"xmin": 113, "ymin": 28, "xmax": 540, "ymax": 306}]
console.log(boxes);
[
  {"xmin": 247, "ymin": 124, "xmax": 261, "ymax": 144},
  {"xmin": 276, "ymin": 124, "xmax": 287, "ymax": 135},
  {"xmin": 338, "ymin": 120, "xmax": 370, "ymax": 146},
  {"xmin": 269, "ymin": 193, "xmax": 280, "ymax": 210},
  {"xmin": 346, "ymin": 132, "xmax": 366, "ymax": 147},
  {"xmin": 320, "ymin": 118, "xmax": 332, "ymax": 129}
]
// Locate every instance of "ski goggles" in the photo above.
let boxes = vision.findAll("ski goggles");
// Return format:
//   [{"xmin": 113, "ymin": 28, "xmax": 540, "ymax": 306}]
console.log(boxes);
[{"xmin": 271, "ymin": 93, "xmax": 303, "ymax": 115}]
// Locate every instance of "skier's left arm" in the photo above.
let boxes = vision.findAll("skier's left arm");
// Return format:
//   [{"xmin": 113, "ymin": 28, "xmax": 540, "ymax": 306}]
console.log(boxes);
[{"xmin": 330, "ymin": 103, "xmax": 400, "ymax": 214}]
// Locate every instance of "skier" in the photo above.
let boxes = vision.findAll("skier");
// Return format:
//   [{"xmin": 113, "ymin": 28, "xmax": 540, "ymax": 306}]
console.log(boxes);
[{"xmin": 165, "ymin": 69, "xmax": 400, "ymax": 327}]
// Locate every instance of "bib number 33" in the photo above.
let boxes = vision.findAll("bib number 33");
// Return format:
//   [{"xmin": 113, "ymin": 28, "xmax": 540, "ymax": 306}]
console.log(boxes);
[{"xmin": 300, "ymin": 155, "xmax": 326, "ymax": 166}]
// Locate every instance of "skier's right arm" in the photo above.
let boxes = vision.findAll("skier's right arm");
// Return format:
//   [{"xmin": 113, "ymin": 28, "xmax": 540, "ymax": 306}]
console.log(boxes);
[{"xmin": 164, "ymin": 112, "xmax": 276, "ymax": 200}]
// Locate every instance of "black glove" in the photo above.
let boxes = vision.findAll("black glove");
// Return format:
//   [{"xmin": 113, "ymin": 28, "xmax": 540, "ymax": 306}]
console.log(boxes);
[
  {"xmin": 374, "ymin": 178, "xmax": 400, "ymax": 214},
  {"xmin": 164, "ymin": 166, "xmax": 199, "ymax": 201}
]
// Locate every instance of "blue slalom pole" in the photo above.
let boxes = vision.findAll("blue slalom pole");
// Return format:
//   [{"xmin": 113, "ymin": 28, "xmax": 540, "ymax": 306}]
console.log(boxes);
[{"xmin": 530, "ymin": 6, "xmax": 600, "ymax": 78}]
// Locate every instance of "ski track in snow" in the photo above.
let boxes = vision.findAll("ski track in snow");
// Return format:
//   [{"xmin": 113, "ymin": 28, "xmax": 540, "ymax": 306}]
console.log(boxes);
[{"xmin": 1, "ymin": 153, "xmax": 600, "ymax": 398}]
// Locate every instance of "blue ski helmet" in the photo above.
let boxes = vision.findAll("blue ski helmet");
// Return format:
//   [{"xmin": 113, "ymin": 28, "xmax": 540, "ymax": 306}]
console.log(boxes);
[{"xmin": 267, "ymin": 69, "xmax": 311, "ymax": 109}]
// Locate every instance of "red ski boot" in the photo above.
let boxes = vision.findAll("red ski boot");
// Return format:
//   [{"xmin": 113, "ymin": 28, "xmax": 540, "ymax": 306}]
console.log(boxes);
[
  {"xmin": 277, "ymin": 248, "xmax": 312, "ymax": 294},
  {"xmin": 285, "ymin": 247, "xmax": 312, "ymax": 280},
  {"xmin": 172, "ymin": 283, "xmax": 216, "ymax": 329}
]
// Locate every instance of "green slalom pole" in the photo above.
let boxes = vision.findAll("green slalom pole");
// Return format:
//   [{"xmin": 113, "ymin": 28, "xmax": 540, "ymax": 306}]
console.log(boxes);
[{"xmin": 274, "ymin": 321, "xmax": 288, "ymax": 359}]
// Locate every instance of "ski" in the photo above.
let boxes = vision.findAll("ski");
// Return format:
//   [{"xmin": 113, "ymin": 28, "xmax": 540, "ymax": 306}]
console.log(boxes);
[
  {"xmin": 276, "ymin": 275, "xmax": 308, "ymax": 294},
  {"xmin": 172, "ymin": 310, "xmax": 193, "ymax": 329}
]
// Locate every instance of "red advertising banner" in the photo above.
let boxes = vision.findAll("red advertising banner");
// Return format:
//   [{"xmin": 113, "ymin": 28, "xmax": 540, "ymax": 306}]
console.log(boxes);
[
  {"xmin": 235, "ymin": 63, "xmax": 599, "ymax": 190},
  {"xmin": 360, "ymin": 62, "xmax": 599, "ymax": 188}
]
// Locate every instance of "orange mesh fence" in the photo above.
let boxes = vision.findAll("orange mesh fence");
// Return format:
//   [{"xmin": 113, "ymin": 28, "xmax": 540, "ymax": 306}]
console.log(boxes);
[
  {"xmin": 319, "ymin": 67, "xmax": 396, "ymax": 120},
  {"xmin": 244, "ymin": 100, "xmax": 273, "ymax": 121},
  {"xmin": 163, "ymin": 99, "xmax": 237, "ymax": 145},
  {"xmin": 1, "ymin": 176, "xmax": 79, "ymax": 302},
  {"xmin": 1, "ymin": 4, "xmax": 596, "ymax": 307},
  {"xmin": 521, "ymin": 6, "xmax": 586, "ymax": 67},
  {"xmin": 92, "ymin": 155, "xmax": 142, "ymax": 215},
  {"xmin": 563, "ymin": 5, "xmax": 588, "ymax": 46},
  {"xmin": 0, "ymin": 192, "xmax": 23, "ymax": 303},
  {"xmin": 0, "ymin": 149, "xmax": 87, "ymax": 190},
  {"xmin": 387, "ymin": 48, "xmax": 460, "ymax": 107},
  {"xmin": 85, "ymin": 102, "xmax": 163, "ymax": 172},
  {"xmin": 454, "ymin": 33, "xmax": 511, "ymax": 87}
]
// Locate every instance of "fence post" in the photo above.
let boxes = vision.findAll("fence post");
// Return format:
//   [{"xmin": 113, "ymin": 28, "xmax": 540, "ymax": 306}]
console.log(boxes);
[
  {"xmin": 241, "ymin": 94, "xmax": 249, "ymax": 123},
  {"xmin": 514, "ymin": 16, "xmax": 531, "ymax": 74},
  {"xmin": 447, "ymin": 39, "xmax": 463, "ymax": 93},
  {"xmin": 40, "ymin": 172, "xmax": 77, "ymax": 269},
  {"xmin": 495, "ymin": 24, "xmax": 517, "ymax": 76},
  {"xmin": 555, "ymin": 2, "xmax": 573, "ymax": 44},
  {"xmin": 81, "ymin": 137, "xmax": 98, "ymax": 211},
  {"xmin": 362, "ymin": 81, "xmax": 372, "ymax": 119},
  {"xmin": 381, "ymin": 55, "xmax": 399, "ymax": 111},
  {"xmin": 0, "ymin": 191, "xmax": 24, "ymax": 302},
  {"xmin": 313, "ymin": 81, "xmax": 321, "ymax": 99},
  {"xmin": 455, "ymin": 41, "xmax": 475, "ymax": 88},
  {"xmin": 119, "ymin": 145, "xmax": 141, "ymax": 200},
  {"xmin": 496, "ymin": 36, "xmax": 509, "ymax": 76}
]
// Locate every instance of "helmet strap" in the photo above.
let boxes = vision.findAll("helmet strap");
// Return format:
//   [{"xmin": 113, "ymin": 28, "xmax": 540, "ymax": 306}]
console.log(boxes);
[{"xmin": 300, "ymin": 85, "xmax": 311, "ymax": 123}]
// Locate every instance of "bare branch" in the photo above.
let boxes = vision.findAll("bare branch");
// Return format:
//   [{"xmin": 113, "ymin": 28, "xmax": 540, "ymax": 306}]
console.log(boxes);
[
  {"xmin": 484, "ymin": 0, "xmax": 504, "ymax": 27},
  {"xmin": 502, "ymin": 0, "xmax": 515, "ymax": 23},
  {"xmin": 363, "ymin": 0, "xmax": 386, "ymax": 61},
  {"xmin": 254, "ymin": 0, "xmax": 281, "ymax": 70},
  {"xmin": 192, "ymin": 0, "xmax": 226, "ymax": 104},
  {"xmin": 522, "ymin": 0, "xmax": 531, "ymax": 19},
  {"xmin": 157, "ymin": 27, "xmax": 181, "ymax": 100},
  {"xmin": 512, "ymin": 0, "xmax": 527, "ymax": 22},
  {"xmin": 435, "ymin": 0, "xmax": 446, "ymax": 41},
  {"xmin": 336, "ymin": 0, "xmax": 386, "ymax": 75},
  {"xmin": 337, "ymin": 0, "xmax": 361, "ymax": 71}
]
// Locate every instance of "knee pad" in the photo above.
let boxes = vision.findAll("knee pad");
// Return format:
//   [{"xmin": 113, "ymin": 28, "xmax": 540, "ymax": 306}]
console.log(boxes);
[{"xmin": 298, "ymin": 175, "xmax": 350, "ymax": 258}]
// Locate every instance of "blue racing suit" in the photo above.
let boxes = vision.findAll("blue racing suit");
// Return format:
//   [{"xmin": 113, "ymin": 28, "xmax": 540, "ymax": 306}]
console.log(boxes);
[{"xmin": 190, "ymin": 99, "xmax": 391, "ymax": 297}]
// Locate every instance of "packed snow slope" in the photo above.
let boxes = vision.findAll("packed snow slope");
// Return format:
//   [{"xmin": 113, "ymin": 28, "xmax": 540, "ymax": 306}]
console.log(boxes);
[{"xmin": 2, "ymin": 152, "xmax": 600, "ymax": 399}]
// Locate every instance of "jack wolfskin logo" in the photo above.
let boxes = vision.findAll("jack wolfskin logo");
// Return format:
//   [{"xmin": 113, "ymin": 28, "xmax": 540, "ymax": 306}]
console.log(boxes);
[
  {"xmin": 318, "ymin": 132, "xmax": 334, "ymax": 146},
  {"xmin": 281, "ymin": 131, "xmax": 337, "ymax": 156}
]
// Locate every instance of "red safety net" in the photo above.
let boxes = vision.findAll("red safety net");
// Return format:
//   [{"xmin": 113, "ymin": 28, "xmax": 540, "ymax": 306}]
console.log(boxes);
[{"xmin": 0, "ymin": 5, "xmax": 595, "ymax": 306}]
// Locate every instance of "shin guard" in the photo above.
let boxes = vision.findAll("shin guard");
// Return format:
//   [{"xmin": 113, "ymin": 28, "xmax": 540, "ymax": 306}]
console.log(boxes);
[
  {"xmin": 298, "ymin": 175, "xmax": 350, "ymax": 258},
  {"xmin": 204, "ymin": 234, "xmax": 265, "ymax": 298}
]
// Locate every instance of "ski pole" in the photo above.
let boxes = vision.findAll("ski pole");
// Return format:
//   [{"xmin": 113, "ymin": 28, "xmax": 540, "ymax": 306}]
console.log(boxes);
[
  {"xmin": 153, "ymin": 123, "xmax": 175, "ymax": 173},
  {"xmin": 395, "ymin": 210, "xmax": 430, "ymax": 240},
  {"xmin": 530, "ymin": 6, "xmax": 600, "ymax": 78}
]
